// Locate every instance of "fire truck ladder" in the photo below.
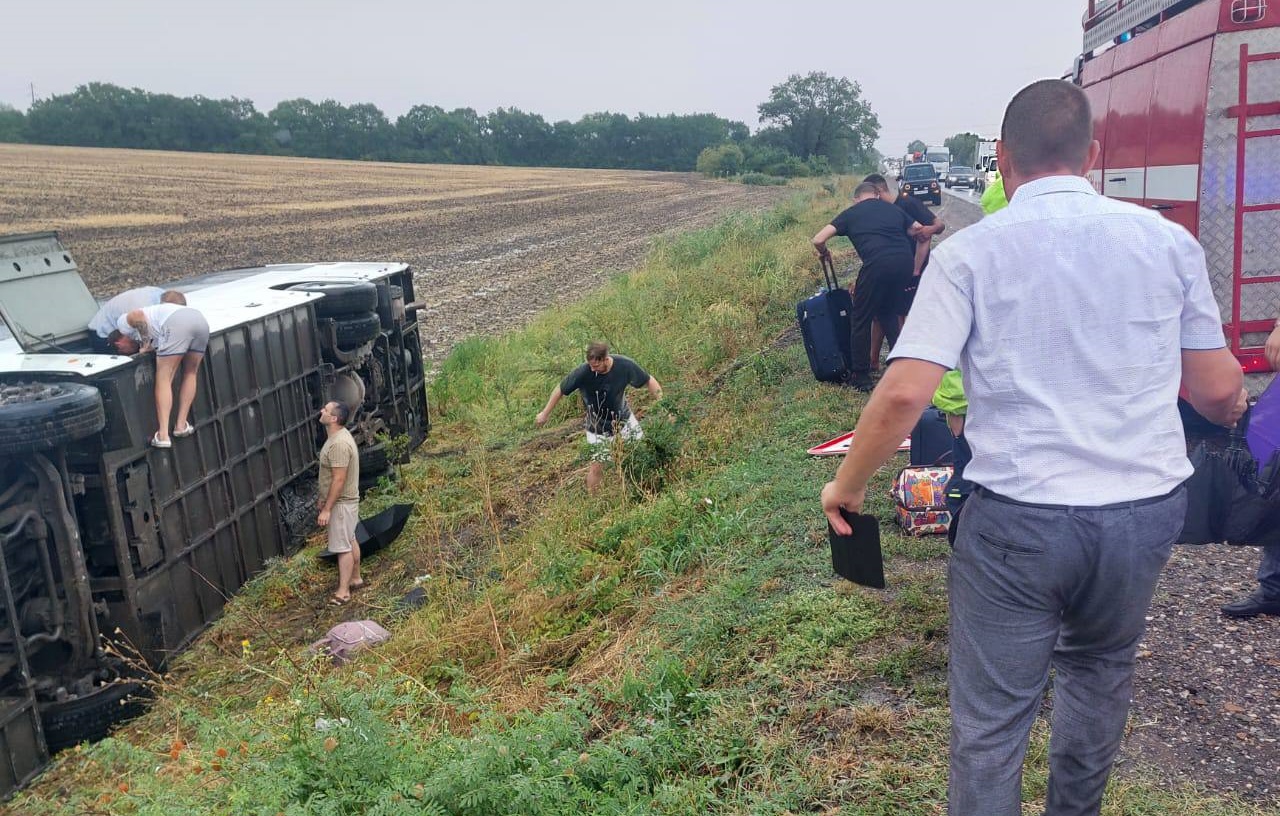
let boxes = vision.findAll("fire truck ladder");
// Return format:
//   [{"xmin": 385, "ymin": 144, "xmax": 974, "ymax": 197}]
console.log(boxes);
[
  {"xmin": 1229, "ymin": 41, "xmax": 1280, "ymax": 370},
  {"xmin": 1084, "ymin": 0, "xmax": 1208, "ymax": 53}
]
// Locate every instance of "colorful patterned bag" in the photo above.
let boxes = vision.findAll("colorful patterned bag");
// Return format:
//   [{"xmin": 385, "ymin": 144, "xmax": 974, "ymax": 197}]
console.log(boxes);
[{"xmin": 892, "ymin": 466, "xmax": 954, "ymax": 536}]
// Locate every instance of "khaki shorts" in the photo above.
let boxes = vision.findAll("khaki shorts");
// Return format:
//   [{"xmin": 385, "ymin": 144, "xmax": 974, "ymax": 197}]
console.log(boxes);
[
  {"xmin": 326, "ymin": 502, "xmax": 359, "ymax": 554},
  {"xmin": 585, "ymin": 415, "xmax": 643, "ymax": 463}
]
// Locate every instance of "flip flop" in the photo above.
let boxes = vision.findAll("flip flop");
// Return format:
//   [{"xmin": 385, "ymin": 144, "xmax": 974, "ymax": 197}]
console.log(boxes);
[
  {"xmin": 350, "ymin": 581, "xmax": 366, "ymax": 592},
  {"xmin": 328, "ymin": 594, "xmax": 350, "ymax": 606},
  {"xmin": 150, "ymin": 433, "xmax": 172, "ymax": 449},
  {"xmin": 173, "ymin": 422, "xmax": 195, "ymax": 438}
]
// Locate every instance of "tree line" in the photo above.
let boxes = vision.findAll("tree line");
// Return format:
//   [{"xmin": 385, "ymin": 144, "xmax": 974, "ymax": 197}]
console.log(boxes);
[{"xmin": 0, "ymin": 72, "xmax": 880, "ymax": 176}]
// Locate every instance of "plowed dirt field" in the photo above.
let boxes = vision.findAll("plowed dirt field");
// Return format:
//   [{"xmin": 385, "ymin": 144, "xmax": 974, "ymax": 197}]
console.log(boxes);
[{"xmin": 0, "ymin": 144, "xmax": 789, "ymax": 363}]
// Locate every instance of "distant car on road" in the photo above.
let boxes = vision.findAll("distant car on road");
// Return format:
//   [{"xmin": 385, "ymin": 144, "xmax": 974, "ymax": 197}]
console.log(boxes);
[
  {"xmin": 898, "ymin": 162, "xmax": 941, "ymax": 206},
  {"xmin": 945, "ymin": 167, "xmax": 977, "ymax": 189}
]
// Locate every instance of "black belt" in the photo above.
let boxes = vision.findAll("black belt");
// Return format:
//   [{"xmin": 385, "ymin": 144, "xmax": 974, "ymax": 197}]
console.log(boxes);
[{"xmin": 972, "ymin": 483, "xmax": 1184, "ymax": 513}]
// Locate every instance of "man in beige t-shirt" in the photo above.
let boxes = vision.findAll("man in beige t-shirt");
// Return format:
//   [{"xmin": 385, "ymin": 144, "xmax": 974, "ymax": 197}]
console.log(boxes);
[{"xmin": 317, "ymin": 400, "xmax": 361, "ymax": 604}]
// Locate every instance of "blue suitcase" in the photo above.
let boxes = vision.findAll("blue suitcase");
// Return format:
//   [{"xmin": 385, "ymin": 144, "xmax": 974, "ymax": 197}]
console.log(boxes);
[
  {"xmin": 797, "ymin": 256, "xmax": 854, "ymax": 384},
  {"xmin": 910, "ymin": 406, "xmax": 955, "ymax": 466}
]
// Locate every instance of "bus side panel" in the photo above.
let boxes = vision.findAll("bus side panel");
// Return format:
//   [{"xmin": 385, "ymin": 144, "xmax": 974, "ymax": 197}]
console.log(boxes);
[{"xmin": 102, "ymin": 303, "xmax": 324, "ymax": 663}]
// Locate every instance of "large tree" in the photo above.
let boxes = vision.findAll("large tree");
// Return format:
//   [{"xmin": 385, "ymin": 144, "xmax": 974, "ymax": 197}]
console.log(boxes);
[
  {"xmin": 757, "ymin": 72, "xmax": 879, "ymax": 172},
  {"xmin": 944, "ymin": 132, "xmax": 981, "ymax": 167},
  {"xmin": 396, "ymin": 105, "xmax": 484, "ymax": 164},
  {"xmin": 907, "ymin": 139, "xmax": 927, "ymax": 155},
  {"xmin": 0, "ymin": 103, "xmax": 24, "ymax": 143}
]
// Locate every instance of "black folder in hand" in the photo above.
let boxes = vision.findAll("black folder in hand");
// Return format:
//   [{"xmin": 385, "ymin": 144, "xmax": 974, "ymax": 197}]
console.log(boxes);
[{"xmin": 828, "ymin": 509, "xmax": 885, "ymax": 589}]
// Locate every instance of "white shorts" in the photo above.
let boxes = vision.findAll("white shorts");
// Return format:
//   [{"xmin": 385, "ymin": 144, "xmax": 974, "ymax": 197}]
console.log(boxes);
[{"xmin": 585, "ymin": 415, "xmax": 643, "ymax": 463}]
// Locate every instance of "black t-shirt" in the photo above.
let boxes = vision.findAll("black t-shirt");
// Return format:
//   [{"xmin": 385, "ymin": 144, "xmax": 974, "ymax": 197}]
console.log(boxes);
[
  {"xmin": 895, "ymin": 195, "xmax": 936, "ymax": 227},
  {"xmin": 560, "ymin": 355, "xmax": 651, "ymax": 434},
  {"xmin": 896, "ymin": 194, "xmax": 936, "ymax": 273},
  {"xmin": 829, "ymin": 199, "xmax": 915, "ymax": 267}
]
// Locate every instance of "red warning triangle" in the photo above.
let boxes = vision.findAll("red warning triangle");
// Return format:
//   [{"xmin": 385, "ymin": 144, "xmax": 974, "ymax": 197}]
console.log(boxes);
[{"xmin": 807, "ymin": 430, "xmax": 911, "ymax": 457}]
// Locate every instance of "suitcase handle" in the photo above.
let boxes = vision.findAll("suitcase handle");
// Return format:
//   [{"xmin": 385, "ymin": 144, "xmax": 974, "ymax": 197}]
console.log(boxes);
[{"xmin": 820, "ymin": 254, "xmax": 842, "ymax": 291}]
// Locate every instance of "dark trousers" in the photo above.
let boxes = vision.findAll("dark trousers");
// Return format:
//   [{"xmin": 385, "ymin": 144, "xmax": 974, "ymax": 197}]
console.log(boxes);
[
  {"xmin": 849, "ymin": 257, "xmax": 912, "ymax": 379},
  {"xmin": 948, "ymin": 486, "xmax": 1184, "ymax": 815}
]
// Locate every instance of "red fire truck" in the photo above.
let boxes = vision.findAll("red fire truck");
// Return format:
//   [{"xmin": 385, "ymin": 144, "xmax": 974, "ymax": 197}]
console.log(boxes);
[{"xmin": 1073, "ymin": 0, "xmax": 1280, "ymax": 391}]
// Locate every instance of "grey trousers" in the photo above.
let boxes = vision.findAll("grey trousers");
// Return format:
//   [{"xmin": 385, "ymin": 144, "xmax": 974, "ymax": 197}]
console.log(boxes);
[{"xmin": 948, "ymin": 486, "xmax": 1184, "ymax": 816}]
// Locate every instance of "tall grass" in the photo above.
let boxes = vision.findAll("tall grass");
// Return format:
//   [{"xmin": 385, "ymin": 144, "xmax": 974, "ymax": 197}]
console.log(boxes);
[{"xmin": 13, "ymin": 181, "xmax": 1267, "ymax": 816}]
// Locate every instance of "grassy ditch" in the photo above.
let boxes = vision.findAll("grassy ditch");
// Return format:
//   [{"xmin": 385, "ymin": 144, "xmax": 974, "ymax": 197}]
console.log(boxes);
[{"xmin": 13, "ymin": 185, "xmax": 1266, "ymax": 815}]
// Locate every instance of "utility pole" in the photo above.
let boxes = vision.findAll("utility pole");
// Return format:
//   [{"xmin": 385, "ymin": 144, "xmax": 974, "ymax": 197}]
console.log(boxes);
[{"xmin": 29, "ymin": 82, "xmax": 35, "ymax": 106}]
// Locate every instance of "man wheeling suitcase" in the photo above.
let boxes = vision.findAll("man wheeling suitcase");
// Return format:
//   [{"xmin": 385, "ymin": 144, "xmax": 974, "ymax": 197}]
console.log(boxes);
[{"xmin": 811, "ymin": 182, "xmax": 925, "ymax": 391}]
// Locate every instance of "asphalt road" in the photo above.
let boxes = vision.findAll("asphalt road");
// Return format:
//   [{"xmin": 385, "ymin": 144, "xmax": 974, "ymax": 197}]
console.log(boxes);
[{"xmin": 935, "ymin": 183, "xmax": 983, "ymax": 236}]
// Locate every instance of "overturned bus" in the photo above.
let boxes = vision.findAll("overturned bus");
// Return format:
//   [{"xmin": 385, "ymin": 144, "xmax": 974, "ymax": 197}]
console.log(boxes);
[{"xmin": 0, "ymin": 232, "xmax": 429, "ymax": 796}]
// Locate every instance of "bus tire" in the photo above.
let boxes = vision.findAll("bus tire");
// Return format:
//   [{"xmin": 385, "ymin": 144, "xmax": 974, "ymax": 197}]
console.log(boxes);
[{"xmin": 0, "ymin": 382, "xmax": 105, "ymax": 456}]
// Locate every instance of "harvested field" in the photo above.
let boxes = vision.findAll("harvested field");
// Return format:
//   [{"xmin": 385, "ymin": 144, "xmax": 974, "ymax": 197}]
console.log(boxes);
[{"xmin": 0, "ymin": 143, "xmax": 790, "ymax": 363}]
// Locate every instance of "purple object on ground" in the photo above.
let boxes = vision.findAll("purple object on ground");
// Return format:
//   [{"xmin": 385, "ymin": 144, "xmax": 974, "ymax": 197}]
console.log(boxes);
[{"xmin": 1246, "ymin": 378, "xmax": 1280, "ymax": 471}]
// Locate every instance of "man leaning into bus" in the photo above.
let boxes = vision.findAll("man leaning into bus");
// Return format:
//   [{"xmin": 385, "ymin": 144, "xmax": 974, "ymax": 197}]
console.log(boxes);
[{"xmin": 821, "ymin": 79, "xmax": 1246, "ymax": 815}]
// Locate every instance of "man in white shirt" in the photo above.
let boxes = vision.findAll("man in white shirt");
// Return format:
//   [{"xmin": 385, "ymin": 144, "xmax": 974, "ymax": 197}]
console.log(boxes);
[
  {"xmin": 820, "ymin": 80, "xmax": 1246, "ymax": 815},
  {"xmin": 87, "ymin": 287, "xmax": 185, "ymax": 352}
]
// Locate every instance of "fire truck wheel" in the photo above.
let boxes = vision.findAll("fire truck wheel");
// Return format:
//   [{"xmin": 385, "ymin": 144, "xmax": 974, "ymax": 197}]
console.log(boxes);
[
  {"xmin": 0, "ymin": 382, "xmax": 106, "ymax": 456},
  {"xmin": 40, "ymin": 681, "xmax": 150, "ymax": 753},
  {"xmin": 331, "ymin": 312, "xmax": 382, "ymax": 350},
  {"xmin": 287, "ymin": 281, "xmax": 379, "ymax": 317}
]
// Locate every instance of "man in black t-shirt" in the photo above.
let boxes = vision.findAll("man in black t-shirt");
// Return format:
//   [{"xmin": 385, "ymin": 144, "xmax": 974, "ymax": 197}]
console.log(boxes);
[
  {"xmin": 811, "ymin": 182, "xmax": 924, "ymax": 391},
  {"xmin": 864, "ymin": 173, "xmax": 948, "ymax": 371},
  {"xmin": 536, "ymin": 341, "xmax": 664, "ymax": 493},
  {"xmin": 867, "ymin": 173, "xmax": 947, "ymax": 311}
]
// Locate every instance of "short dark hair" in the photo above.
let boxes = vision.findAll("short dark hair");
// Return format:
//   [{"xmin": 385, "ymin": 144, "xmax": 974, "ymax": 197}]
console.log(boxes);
[
  {"xmin": 586, "ymin": 342, "xmax": 609, "ymax": 362},
  {"xmin": 160, "ymin": 290, "xmax": 187, "ymax": 305},
  {"xmin": 853, "ymin": 181, "xmax": 880, "ymax": 199},
  {"xmin": 1001, "ymin": 79, "xmax": 1093, "ymax": 175},
  {"xmin": 864, "ymin": 173, "xmax": 891, "ymax": 194},
  {"xmin": 329, "ymin": 400, "xmax": 351, "ymax": 426}
]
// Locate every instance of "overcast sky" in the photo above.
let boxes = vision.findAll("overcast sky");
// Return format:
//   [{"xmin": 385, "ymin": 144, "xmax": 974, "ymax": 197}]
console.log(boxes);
[{"xmin": 2, "ymin": 0, "xmax": 1086, "ymax": 156}]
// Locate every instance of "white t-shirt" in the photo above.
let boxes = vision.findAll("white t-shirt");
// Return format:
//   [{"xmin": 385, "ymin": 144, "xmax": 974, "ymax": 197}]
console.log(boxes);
[
  {"xmin": 88, "ymin": 286, "xmax": 163, "ymax": 338},
  {"xmin": 116, "ymin": 302, "xmax": 184, "ymax": 343},
  {"xmin": 889, "ymin": 175, "xmax": 1225, "ymax": 505}
]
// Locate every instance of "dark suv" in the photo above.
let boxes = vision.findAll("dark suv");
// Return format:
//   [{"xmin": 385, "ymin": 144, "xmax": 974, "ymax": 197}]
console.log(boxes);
[{"xmin": 899, "ymin": 162, "xmax": 941, "ymax": 205}]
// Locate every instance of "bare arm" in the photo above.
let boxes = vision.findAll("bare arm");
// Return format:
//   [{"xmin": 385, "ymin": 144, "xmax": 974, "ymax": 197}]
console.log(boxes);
[
  {"xmin": 317, "ymin": 466, "xmax": 347, "ymax": 525},
  {"xmin": 124, "ymin": 309, "xmax": 148, "ymax": 335},
  {"xmin": 811, "ymin": 224, "xmax": 838, "ymax": 256},
  {"xmin": 1182, "ymin": 347, "xmax": 1247, "ymax": 426},
  {"xmin": 536, "ymin": 386, "xmax": 563, "ymax": 427},
  {"xmin": 821, "ymin": 359, "xmax": 946, "ymax": 534},
  {"xmin": 123, "ymin": 309, "xmax": 153, "ymax": 352},
  {"xmin": 1266, "ymin": 321, "xmax": 1280, "ymax": 370},
  {"xmin": 646, "ymin": 377, "xmax": 663, "ymax": 401},
  {"xmin": 920, "ymin": 217, "xmax": 946, "ymax": 238},
  {"xmin": 912, "ymin": 240, "xmax": 931, "ymax": 277}
]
